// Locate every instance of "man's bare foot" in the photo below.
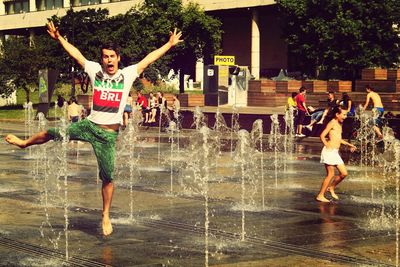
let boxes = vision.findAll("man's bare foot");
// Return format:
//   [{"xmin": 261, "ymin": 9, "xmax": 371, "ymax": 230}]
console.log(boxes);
[
  {"xmin": 5, "ymin": 134, "xmax": 27, "ymax": 148},
  {"xmin": 316, "ymin": 195, "xmax": 330, "ymax": 203},
  {"xmin": 327, "ymin": 188, "xmax": 339, "ymax": 200},
  {"xmin": 102, "ymin": 216, "xmax": 113, "ymax": 236}
]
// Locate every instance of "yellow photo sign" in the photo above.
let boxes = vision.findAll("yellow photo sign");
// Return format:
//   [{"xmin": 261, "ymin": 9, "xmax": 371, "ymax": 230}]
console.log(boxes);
[{"xmin": 214, "ymin": 55, "xmax": 235, "ymax": 66}]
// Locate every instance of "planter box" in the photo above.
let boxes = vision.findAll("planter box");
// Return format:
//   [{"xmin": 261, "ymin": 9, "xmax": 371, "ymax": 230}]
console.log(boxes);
[
  {"xmin": 361, "ymin": 68, "xmax": 387, "ymax": 80},
  {"xmin": 387, "ymin": 69, "xmax": 400, "ymax": 80},
  {"xmin": 249, "ymin": 80, "xmax": 261, "ymax": 93},
  {"xmin": 260, "ymin": 79, "xmax": 276, "ymax": 92},
  {"xmin": 327, "ymin": 81, "xmax": 352, "ymax": 92},
  {"xmin": 248, "ymin": 80, "xmax": 277, "ymax": 93},
  {"xmin": 77, "ymin": 94, "xmax": 92, "ymax": 110},
  {"xmin": 355, "ymin": 80, "xmax": 399, "ymax": 92},
  {"xmin": 276, "ymin": 80, "xmax": 302, "ymax": 93},
  {"xmin": 302, "ymin": 80, "xmax": 328, "ymax": 92},
  {"xmin": 179, "ymin": 93, "xmax": 204, "ymax": 107}
]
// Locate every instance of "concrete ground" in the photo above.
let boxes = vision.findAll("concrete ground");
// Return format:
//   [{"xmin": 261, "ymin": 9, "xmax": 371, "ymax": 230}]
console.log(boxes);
[{"xmin": 0, "ymin": 119, "xmax": 398, "ymax": 267}]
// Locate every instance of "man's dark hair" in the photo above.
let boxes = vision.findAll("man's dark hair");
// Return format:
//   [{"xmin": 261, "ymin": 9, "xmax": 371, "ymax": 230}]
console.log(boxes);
[
  {"xmin": 299, "ymin": 86, "xmax": 306, "ymax": 93},
  {"xmin": 328, "ymin": 91, "xmax": 334, "ymax": 95},
  {"xmin": 101, "ymin": 42, "xmax": 120, "ymax": 56},
  {"xmin": 291, "ymin": 92, "xmax": 297, "ymax": 98},
  {"xmin": 365, "ymin": 84, "xmax": 374, "ymax": 91}
]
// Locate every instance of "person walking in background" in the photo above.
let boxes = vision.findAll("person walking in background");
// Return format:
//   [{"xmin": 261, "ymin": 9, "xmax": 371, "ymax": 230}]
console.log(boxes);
[
  {"xmin": 363, "ymin": 85, "xmax": 384, "ymax": 139},
  {"xmin": 123, "ymin": 91, "xmax": 133, "ymax": 127},
  {"xmin": 170, "ymin": 94, "xmax": 180, "ymax": 113},
  {"xmin": 147, "ymin": 92, "xmax": 158, "ymax": 123},
  {"xmin": 316, "ymin": 106, "xmax": 356, "ymax": 203},
  {"xmin": 168, "ymin": 94, "xmax": 181, "ymax": 125},
  {"xmin": 295, "ymin": 87, "xmax": 309, "ymax": 137},
  {"xmin": 67, "ymin": 96, "xmax": 83, "ymax": 123},
  {"xmin": 136, "ymin": 90, "xmax": 148, "ymax": 122}
]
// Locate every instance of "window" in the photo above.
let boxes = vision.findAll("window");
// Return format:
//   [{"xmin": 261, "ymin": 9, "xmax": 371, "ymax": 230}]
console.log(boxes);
[{"xmin": 5, "ymin": 0, "xmax": 29, "ymax": 14}]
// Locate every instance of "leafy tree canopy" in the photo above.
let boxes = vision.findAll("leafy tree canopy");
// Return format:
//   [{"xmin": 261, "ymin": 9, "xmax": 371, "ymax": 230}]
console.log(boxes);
[
  {"xmin": 278, "ymin": 0, "xmax": 400, "ymax": 80},
  {"xmin": 0, "ymin": 35, "xmax": 61, "ymax": 102}
]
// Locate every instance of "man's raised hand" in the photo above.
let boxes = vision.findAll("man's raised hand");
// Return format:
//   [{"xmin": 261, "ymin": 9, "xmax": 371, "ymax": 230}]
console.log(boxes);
[
  {"xmin": 47, "ymin": 21, "xmax": 60, "ymax": 40},
  {"xmin": 169, "ymin": 28, "xmax": 183, "ymax": 47}
]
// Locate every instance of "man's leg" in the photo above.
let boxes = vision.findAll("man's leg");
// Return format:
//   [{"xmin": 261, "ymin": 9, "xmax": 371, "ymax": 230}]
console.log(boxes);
[
  {"xmin": 102, "ymin": 181, "xmax": 114, "ymax": 236},
  {"xmin": 5, "ymin": 131, "xmax": 52, "ymax": 148},
  {"xmin": 373, "ymin": 126, "xmax": 383, "ymax": 139},
  {"xmin": 90, "ymin": 128, "xmax": 118, "ymax": 236}
]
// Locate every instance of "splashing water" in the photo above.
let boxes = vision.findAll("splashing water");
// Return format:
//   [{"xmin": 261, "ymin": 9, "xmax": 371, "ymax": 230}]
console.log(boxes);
[
  {"xmin": 269, "ymin": 114, "xmax": 283, "ymax": 188},
  {"xmin": 234, "ymin": 129, "xmax": 259, "ymax": 240},
  {"xmin": 230, "ymin": 105, "xmax": 240, "ymax": 157},
  {"xmin": 192, "ymin": 106, "xmax": 206, "ymax": 130},
  {"xmin": 115, "ymin": 109, "xmax": 143, "ymax": 220},
  {"xmin": 38, "ymin": 116, "xmax": 70, "ymax": 260},
  {"xmin": 167, "ymin": 121, "xmax": 177, "ymax": 194},
  {"xmin": 24, "ymin": 102, "xmax": 34, "ymax": 157},
  {"xmin": 158, "ymin": 105, "xmax": 171, "ymax": 164},
  {"xmin": 250, "ymin": 119, "xmax": 265, "ymax": 209},
  {"xmin": 283, "ymin": 108, "xmax": 295, "ymax": 172}
]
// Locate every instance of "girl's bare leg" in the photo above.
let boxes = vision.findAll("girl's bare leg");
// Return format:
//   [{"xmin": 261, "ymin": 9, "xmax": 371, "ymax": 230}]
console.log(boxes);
[
  {"xmin": 316, "ymin": 164, "xmax": 335, "ymax": 202},
  {"xmin": 327, "ymin": 164, "xmax": 348, "ymax": 200},
  {"xmin": 5, "ymin": 131, "xmax": 52, "ymax": 148}
]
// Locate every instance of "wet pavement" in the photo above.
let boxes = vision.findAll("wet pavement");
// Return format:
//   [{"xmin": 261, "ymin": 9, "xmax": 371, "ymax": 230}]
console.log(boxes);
[{"xmin": 0, "ymin": 120, "xmax": 398, "ymax": 267}]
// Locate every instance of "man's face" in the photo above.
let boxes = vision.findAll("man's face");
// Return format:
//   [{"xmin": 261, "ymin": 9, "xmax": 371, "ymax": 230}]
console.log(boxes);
[
  {"xmin": 328, "ymin": 93, "xmax": 334, "ymax": 101},
  {"xmin": 101, "ymin": 49, "xmax": 120, "ymax": 75}
]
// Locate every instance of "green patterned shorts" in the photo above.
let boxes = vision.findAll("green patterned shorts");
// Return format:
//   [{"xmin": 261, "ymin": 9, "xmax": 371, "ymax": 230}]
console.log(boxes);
[{"xmin": 47, "ymin": 119, "xmax": 118, "ymax": 183}]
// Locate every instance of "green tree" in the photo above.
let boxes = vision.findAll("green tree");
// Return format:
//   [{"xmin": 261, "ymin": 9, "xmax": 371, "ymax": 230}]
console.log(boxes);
[
  {"xmin": 51, "ymin": 8, "xmax": 111, "ymax": 75},
  {"xmin": 0, "ymin": 35, "xmax": 61, "ymax": 102},
  {"xmin": 278, "ymin": 0, "xmax": 400, "ymax": 80}
]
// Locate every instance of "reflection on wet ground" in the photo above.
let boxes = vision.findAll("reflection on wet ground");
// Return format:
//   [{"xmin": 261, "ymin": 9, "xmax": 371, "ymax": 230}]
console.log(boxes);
[{"xmin": 0, "ymin": 121, "xmax": 397, "ymax": 267}]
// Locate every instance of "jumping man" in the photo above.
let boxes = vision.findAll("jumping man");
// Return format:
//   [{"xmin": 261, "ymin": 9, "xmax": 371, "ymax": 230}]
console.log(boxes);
[{"xmin": 5, "ymin": 21, "xmax": 183, "ymax": 236}]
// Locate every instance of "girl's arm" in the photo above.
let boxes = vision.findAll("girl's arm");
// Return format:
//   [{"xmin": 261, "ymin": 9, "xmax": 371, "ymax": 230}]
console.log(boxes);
[
  {"xmin": 320, "ymin": 120, "xmax": 334, "ymax": 148},
  {"xmin": 341, "ymin": 139, "xmax": 357, "ymax": 152}
]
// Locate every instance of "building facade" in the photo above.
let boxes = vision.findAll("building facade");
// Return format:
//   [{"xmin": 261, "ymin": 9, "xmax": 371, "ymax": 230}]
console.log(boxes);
[{"xmin": 0, "ymin": 0, "xmax": 287, "ymax": 79}]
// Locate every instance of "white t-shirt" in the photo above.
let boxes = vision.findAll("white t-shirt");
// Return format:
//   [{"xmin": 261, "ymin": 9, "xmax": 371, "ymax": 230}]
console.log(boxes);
[{"xmin": 84, "ymin": 60, "xmax": 138, "ymax": 125}]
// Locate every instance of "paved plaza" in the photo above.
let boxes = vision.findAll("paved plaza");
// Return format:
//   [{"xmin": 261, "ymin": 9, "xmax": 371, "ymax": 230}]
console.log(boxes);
[{"xmin": 0, "ymin": 120, "xmax": 398, "ymax": 267}]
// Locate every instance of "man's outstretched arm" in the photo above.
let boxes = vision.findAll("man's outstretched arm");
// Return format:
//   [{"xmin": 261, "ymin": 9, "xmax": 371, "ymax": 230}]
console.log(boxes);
[
  {"xmin": 47, "ymin": 21, "xmax": 87, "ymax": 68},
  {"xmin": 363, "ymin": 93, "xmax": 371, "ymax": 111},
  {"xmin": 137, "ymin": 28, "xmax": 183, "ymax": 75}
]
